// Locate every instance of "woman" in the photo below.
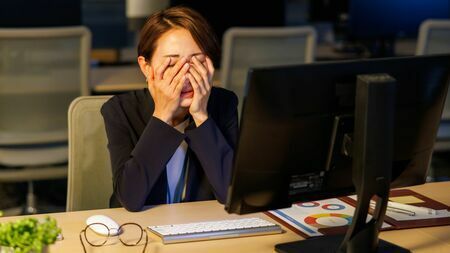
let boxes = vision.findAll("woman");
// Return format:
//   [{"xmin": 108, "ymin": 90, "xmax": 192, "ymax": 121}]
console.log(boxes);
[{"xmin": 101, "ymin": 6, "xmax": 238, "ymax": 211}]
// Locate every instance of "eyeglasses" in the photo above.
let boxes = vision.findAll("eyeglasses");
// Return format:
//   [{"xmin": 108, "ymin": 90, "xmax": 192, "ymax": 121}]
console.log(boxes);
[{"xmin": 79, "ymin": 222, "xmax": 148, "ymax": 253}]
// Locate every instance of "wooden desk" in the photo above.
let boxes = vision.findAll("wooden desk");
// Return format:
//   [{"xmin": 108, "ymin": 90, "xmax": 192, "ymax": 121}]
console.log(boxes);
[
  {"xmin": 90, "ymin": 65, "xmax": 145, "ymax": 93},
  {"xmin": 315, "ymin": 43, "xmax": 363, "ymax": 61},
  {"xmin": 315, "ymin": 39, "xmax": 417, "ymax": 61},
  {"xmin": 1, "ymin": 182, "xmax": 449, "ymax": 252},
  {"xmin": 91, "ymin": 66, "xmax": 222, "ymax": 94}
]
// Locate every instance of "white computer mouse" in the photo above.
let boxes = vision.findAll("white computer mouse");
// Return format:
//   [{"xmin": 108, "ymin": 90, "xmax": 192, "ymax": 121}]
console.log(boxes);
[{"xmin": 86, "ymin": 215, "xmax": 120, "ymax": 236}]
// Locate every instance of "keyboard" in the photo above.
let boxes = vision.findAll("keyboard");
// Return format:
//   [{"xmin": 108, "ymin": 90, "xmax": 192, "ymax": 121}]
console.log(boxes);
[{"xmin": 147, "ymin": 217, "xmax": 283, "ymax": 244}]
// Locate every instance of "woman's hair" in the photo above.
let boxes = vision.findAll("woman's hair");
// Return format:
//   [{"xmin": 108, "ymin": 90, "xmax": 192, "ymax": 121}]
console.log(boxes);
[{"xmin": 138, "ymin": 6, "xmax": 219, "ymax": 64}]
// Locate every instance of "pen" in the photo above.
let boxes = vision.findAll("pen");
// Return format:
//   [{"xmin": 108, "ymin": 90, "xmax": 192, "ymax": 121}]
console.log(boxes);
[
  {"xmin": 386, "ymin": 201, "xmax": 439, "ymax": 215},
  {"xmin": 369, "ymin": 202, "xmax": 416, "ymax": 216},
  {"xmin": 386, "ymin": 204, "xmax": 416, "ymax": 216}
]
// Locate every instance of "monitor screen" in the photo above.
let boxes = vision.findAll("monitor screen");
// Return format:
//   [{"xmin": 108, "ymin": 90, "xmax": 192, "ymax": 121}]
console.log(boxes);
[
  {"xmin": 348, "ymin": 0, "xmax": 450, "ymax": 39},
  {"xmin": 226, "ymin": 54, "xmax": 450, "ymax": 215}
]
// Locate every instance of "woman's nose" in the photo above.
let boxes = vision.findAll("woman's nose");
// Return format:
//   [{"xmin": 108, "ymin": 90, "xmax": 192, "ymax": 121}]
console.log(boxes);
[{"xmin": 186, "ymin": 56, "xmax": 193, "ymax": 64}]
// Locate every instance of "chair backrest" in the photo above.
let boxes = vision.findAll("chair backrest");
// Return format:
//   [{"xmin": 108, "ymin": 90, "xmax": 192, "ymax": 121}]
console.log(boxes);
[
  {"xmin": 416, "ymin": 19, "xmax": 450, "ymax": 152},
  {"xmin": 416, "ymin": 19, "xmax": 450, "ymax": 56},
  {"xmin": 0, "ymin": 26, "xmax": 91, "ymax": 145},
  {"xmin": 220, "ymin": 26, "xmax": 316, "ymax": 113},
  {"xmin": 67, "ymin": 96, "xmax": 113, "ymax": 211},
  {"xmin": 416, "ymin": 19, "xmax": 450, "ymax": 120}
]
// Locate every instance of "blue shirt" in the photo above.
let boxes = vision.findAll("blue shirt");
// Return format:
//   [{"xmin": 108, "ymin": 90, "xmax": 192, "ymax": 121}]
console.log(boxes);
[{"xmin": 166, "ymin": 120, "xmax": 189, "ymax": 203}]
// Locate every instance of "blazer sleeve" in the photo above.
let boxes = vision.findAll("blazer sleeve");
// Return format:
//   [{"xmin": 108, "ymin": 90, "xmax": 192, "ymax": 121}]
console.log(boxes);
[
  {"xmin": 184, "ymin": 92, "xmax": 239, "ymax": 204},
  {"xmin": 101, "ymin": 98, "xmax": 184, "ymax": 211}
]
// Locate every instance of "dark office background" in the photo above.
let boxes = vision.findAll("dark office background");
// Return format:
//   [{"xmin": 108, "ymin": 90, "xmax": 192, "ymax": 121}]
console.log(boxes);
[{"xmin": 0, "ymin": 0, "xmax": 449, "ymax": 213}]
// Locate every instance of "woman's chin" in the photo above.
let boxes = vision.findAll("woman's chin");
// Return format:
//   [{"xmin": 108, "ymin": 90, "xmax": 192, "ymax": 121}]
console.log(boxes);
[
  {"xmin": 180, "ymin": 90, "xmax": 193, "ymax": 107},
  {"xmin": 180, "ymin": 97, "xmax": 193, "ymax": 108}
]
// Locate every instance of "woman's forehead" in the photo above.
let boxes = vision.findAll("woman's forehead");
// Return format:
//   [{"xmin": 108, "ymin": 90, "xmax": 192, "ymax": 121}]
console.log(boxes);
[{"xmin": 154, "ymin": 28, "xmax": 202, "ymax": 57}]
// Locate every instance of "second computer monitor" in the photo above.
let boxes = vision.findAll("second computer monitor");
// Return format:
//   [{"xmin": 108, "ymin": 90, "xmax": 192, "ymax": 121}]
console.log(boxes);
[{"xmin": 226, "ymin": 54, "xmax": 450, "ymax": 214}]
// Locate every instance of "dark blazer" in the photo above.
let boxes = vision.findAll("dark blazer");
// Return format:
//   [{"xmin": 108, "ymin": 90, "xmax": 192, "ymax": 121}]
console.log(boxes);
[{"xmin": 101, "ymin": 87, "xmax": 238, "ymax": 211}]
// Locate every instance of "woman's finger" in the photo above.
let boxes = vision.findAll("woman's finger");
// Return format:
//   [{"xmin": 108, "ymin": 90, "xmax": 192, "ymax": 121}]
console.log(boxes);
[
  {"xmin": 189, "ymin": 67, "xmax": 206, "ymax": 95},
  {"xmin": 167, "ymin": 57, "xmax": 188, "ymax": 84},
  {"xmin": 155, "ymin": 57, "xmax": 171, "ymax": 80},
  {"xmin": 171, "ymin": 63, "xmax": 190, "ymax": 91},
  {"xmin": 191, "ymin": 56, "xmax": 210, "ymax": 92},
  {"xmin": 187, "ymin": 73, "xmax": 202, "ymax": 95},
  {"xmin": 205, "ymin": 56, "xmax": 215, "ymax": 83},
  {"xmin": 191, "ymin": 56, "xmax": 208, "ymax": 77},
  {"xmin": 192, "ymin": 56, "xmax": 209, "ymax": 83},
  {"xmin": 188, "ymin": 66, "xmax": 203, "ymax": 85},
  {"xmin": 174, "ymin": 74, "xmax": 186, "ymax": 96}
]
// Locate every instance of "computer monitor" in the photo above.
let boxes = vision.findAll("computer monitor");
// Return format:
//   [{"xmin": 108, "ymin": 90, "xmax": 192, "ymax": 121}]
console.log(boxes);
[
  {"xmin": 347, "ymin": 0, "xmax": 450, "ymax": 56},
  {"xmin": 225, "ymin": 54, "xmax": 450, "ymax": 252}
]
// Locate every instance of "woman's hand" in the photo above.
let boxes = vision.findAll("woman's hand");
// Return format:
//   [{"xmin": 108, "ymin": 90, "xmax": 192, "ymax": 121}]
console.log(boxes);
[
  {"xmin": 147, "ymin": 57, "xmax": 190, "ymax": 125},
  {"xmin": 187, "ymin": 56, "xmax": 214, "ymax": 126}
]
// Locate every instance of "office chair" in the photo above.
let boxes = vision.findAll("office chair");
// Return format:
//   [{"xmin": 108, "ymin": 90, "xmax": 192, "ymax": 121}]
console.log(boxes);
[
  {"xmin": 416, "ymin": 19, "xmax": 450, "ymax": 181},
  {"xmin": 67, "ymin": 96, "xmax": 113, "ymax": 212},
  {"xmin": 416, "ymin": 20, "xmax": 450, "ymax": 56},
  {"xmin": 220, "ymin": 26, "xmax": 316, "ymax": 115},
  {"xmin": 416, "ymin": 19, "xmax": 450, "ymax": 152},
  {"xmin": 0, "ymin": 26, "xmax": 91, "ymax": 214}
]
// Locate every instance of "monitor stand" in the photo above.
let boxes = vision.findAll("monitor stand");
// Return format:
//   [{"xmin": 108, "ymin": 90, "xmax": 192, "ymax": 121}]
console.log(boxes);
[{"xmin": 275, "ymin": 74, "xmax": 410, "ymax": 253}]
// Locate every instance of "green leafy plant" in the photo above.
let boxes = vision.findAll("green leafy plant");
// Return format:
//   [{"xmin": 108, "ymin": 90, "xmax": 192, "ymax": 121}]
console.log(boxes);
[{"xmin": 0, "ymin": 217, "xmax": 61, "ymax": 253}]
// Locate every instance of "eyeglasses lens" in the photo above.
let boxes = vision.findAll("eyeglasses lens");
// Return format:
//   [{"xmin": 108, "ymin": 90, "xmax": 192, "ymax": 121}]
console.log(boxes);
[
  {"xmin": 85, "ymin": 223, "xmax": 109, "ymax": 246},
  {"xmin": 119, "ymin": 223, "xmax": 144, "ymax": 246}
]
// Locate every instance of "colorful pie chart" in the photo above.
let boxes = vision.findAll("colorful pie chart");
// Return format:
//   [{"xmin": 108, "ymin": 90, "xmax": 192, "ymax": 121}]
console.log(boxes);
[
  {"xmin": 322, "ymin": 204, "xmax": 346, "ymax": 210},
  {"xmin": 304, "ymin": 213, "xmax": 353, "ymax": 229},
  {"xmin": 297, "ymin": 201, "xmax": 320, "ymax": 208}
]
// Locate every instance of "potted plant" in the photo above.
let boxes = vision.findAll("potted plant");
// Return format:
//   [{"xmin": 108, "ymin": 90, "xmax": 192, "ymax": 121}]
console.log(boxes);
[{"xmin": 0, "ymin": 217, "xmax": 61, "ymax": 253}]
